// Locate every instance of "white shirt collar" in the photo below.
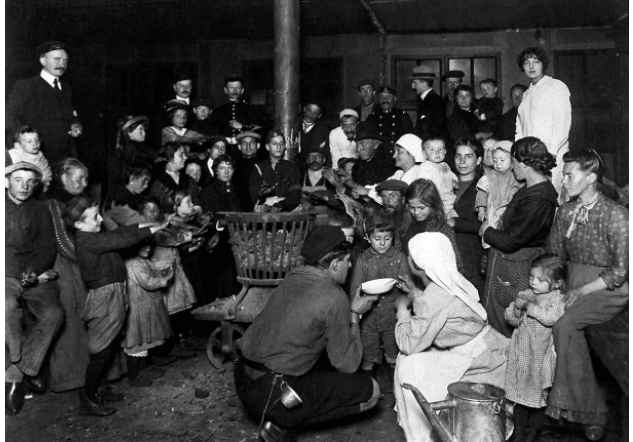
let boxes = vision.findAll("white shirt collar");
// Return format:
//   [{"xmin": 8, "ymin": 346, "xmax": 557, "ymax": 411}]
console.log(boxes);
[
  {"xmin": 176, "ymin": 96, "xmax": 190, "ymax": 105},
  {"xmin": 40, "ymin": 69, "xmax": 60, "ymax": 88},
  {"xmin": 420, "ymin": 89, "xmax": 432, "ymax": 100},
  {"xmin": 171, "ymin": 126, "xmax": 188, "ymax": 136}
]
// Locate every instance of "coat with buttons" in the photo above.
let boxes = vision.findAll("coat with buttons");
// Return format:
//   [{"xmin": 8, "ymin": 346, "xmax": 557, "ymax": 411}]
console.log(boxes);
[{"xmin": 366, "ymin": 108, "xmax": 414, "ymax": 155}]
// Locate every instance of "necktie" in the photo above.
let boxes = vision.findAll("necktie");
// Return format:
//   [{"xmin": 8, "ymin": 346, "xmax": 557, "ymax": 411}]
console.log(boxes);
[{"xmin": 53, "ymin": 78, "xmax": 62, "ymax": 95}]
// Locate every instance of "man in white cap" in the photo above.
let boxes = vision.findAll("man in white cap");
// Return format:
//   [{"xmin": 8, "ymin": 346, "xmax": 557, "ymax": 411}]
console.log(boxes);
[
  {"xmin": 349, "ymin": 133, "xmax": 429, "ymax": 203},
  {"xmin": 409, "ymin": 67, "xmax": 445, "ymax": 140},
  {"xmin": 326, "ymin": 109, "xmax": 359, "ymax": 168}
]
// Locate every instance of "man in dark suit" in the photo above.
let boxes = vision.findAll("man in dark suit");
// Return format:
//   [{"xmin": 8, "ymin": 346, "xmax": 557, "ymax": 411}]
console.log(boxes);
[
  {"xmin": 441, "ymin": 70, "xmax": 465, "ymax": 120},
  {"xmin": 6, "ymin": 41, "xmax": 82, "ymax": 165},
  {"xmin": 409, "ymin": 68, "xmax": 445, "ymax": 141},
  {"xmin": 366, "ymin": 85, "xmax": 414, "ymax": 156},
  {"xmin": 294, "ymin": 100, "xmax": 331, "ymax": 175}
]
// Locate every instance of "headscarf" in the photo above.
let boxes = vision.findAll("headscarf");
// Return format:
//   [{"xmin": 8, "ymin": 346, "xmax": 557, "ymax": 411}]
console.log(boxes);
[{"xmin": 408, "ymin": 232, "xmax": 487, "ymax": 320}]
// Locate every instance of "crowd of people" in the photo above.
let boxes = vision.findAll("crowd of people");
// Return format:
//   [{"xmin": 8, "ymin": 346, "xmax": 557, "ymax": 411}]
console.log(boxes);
[{"xmin": 5, "ymin": 40, "xmax": 628, "ymax": 442}]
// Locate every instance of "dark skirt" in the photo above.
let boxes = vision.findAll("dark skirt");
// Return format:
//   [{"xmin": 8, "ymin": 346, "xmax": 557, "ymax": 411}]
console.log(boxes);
[
  {"xmin": 546, "ymin": 263, "xmax": 629, "ymax": 425},
  {"xmin": 482, "ymin": 246, "xmax": 543, "ymax": 338}
]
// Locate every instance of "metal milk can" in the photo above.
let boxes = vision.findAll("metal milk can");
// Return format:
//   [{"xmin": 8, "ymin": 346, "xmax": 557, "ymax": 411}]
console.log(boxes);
[{"xmin": 403, "ymin": 381, "xmax": 512, "ymax": 442}]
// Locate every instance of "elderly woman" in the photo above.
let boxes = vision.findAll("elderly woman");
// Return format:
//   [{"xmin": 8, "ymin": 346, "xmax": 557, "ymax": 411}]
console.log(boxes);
[
  {"xmin": 453, "ymin": 138, "xmax": 485, "ymax": 297},
  {"xmin": 401, "ymin": 178, "xmax": 464, "ymax": 274},
  {"xmin": 480, "ymin": 137, "xmax": 558, "ymax": 337},
  {"xmin": 545, "ymin": 150, "xmax": 628, "ymax": 438},
  {"xmin": 46, "ymin": 159, "xmax": 123, "ymax": 396},
  {"xmin": 393, "ymin": 232, "xmax": 509, "ymax": 442},
  {"xmin": 149, "ymin": 142, "xmax": 201, "ymax": 214}
]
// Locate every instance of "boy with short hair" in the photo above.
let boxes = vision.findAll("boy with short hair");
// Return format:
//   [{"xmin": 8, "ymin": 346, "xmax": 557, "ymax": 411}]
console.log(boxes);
[
  {"xmin": 63, "ymin": 196, "xmax": 172, "ymax": 416},
  {"xmin": 8, "ymin": 126, "xmax": 53, "ymax": 191},
  {"xmin": 348, "ymin": 212, "xmax": 411, "ymax": 393},
  {"xmin": 417, "ymin": 138, "xmax": 459, "ymax": 222},
  {"xmin": 476, "ymin": 79, "xmax": 504, "ymax": 134}
]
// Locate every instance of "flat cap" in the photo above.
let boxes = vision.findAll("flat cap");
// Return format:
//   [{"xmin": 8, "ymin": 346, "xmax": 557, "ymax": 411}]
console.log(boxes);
[
  {"xmin": 38, "ymin": 41, "xmax": 68, "ymax": 55},
  {"xmin": 441, "ymin": 70, "xmax": 465, "ymax": 81},
  {"xmin": 376, "ymin": 85, "xmax": 397, "ymax": 95},
  {"xmin": 62, "ymin": 195, "xmax": 97, "ymax": 227},
  {"xmin": 301, "ymin": 226, "xmax": 346, "ymax": 265},
  {"xmin": 376, "ymin": 179, "xmax": 408, "ymax": 193},
  {"xmin": 5, "ymin": 161, "xmax": 42, "ymax": 178},
  {"xmin": 408, "ymin": 66, "xmax": 436, "ymax": 80},
  {"xmin": 356, "ymin": 79, "xmax": 376, "ymax": 90},
  {"xmin": 355, "ymin": 121, "xmax": 384, "ymax": 142},
  {"xmin": 339, "ymin": 109, "xmax": 359, "ymax": 120},
  {"xmin": 395, "ymin": 133, "xmax": 424, "ymax": 162},
  {"xmin": 191, "ymin": 97, "xmax": 214, "ymax": 109},
  {"xmin": 236, "ymin": 131, "xmax": 261, "ymax": 141}
]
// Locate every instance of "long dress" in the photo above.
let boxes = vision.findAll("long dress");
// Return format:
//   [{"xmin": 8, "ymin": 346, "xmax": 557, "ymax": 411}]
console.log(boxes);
[
  {"xmin": 504, "ymin": 289, "xmax": 565, "ymax": 408},
  {"xmin": 123, "ymin": 257, "xmax": 173, "ymax": 354},
  {"xmin": 393, "ymin": 283, "xmax": 509, "ymax": 442},
  {"xmin": 545, "ymin": 193, "xmax": 629, "ymax": 425},
  {"xmin": 482, "ymin": 181, "xmax": 558, "ymax": 337}
]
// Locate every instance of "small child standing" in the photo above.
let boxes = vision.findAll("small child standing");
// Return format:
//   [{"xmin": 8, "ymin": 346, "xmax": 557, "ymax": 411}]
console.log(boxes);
[
  {"xmin": 124, "ymin": 242, "xmax": 174, "ymax": 388},
  {"xmin": 348, "ymin": 213, "xmax": 411, "ymax": 393},
  {"xmin": 476, "ymin": 79, "xmax": 504, "ymax": 134},
  {"xmin": 504, "ymin": 253, "xmax": 566, "ymax": 435},
  {"xmin": 417, "ymin": 138, "xmax": 459, "ymax": 222},
  {"xmin": 63, "ymin": 196, "xmax": 171, "ymax": 416},
  {"xmin": 7, "ymin": 126, "xmax": 53, "ymax": 191}
]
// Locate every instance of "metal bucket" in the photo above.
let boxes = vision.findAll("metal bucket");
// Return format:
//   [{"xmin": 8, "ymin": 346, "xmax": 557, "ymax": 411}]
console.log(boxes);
[{"xmin": 404, "ymin": 382, "xmax": 512, "ymax": 442}]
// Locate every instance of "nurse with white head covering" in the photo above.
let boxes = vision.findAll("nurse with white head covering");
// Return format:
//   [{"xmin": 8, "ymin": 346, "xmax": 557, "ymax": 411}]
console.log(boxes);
[{"xmin": 393, "ymin": 232, "xmax": 510, "ymax": 442}]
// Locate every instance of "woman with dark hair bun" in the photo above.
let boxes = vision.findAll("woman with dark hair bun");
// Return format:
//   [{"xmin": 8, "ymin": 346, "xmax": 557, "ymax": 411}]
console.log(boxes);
[{"xmin": 479, "ymin": 136, "xmax": 559, "ymax": 337}]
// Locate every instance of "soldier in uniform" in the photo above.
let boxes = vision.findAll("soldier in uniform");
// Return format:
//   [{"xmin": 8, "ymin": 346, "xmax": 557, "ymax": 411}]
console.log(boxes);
[
  {"xmin": 211, "ymin": 76, "xmax": 261, "ymax": 148},
  {"xmin": 366, "ymin": 85, "xmax": 414, "ymax": 156}
]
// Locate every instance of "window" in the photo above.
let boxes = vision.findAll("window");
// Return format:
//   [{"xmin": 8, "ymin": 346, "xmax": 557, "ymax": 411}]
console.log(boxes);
[{"xmin": 393, "ymin": 55, "xmax": 499, "ymax": 109}]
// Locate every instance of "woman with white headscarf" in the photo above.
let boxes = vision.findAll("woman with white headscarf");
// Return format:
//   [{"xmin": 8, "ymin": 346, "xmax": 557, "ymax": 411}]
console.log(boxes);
[{"xmin": 393, "ymin": 232, "xmax": 510, "ymax": 442}]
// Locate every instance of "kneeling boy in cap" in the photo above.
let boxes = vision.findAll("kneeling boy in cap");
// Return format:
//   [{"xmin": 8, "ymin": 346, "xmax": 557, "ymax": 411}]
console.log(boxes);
[{"xmin": 235, "ymin": 226, "xmax": 382, "ymax": 442}]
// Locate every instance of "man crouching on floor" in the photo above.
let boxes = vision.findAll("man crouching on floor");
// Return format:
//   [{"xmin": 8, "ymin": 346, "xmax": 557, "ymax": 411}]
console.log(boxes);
[{"xmin": 235, "ymin": 225, "xmax": 382, "ymax": 442}]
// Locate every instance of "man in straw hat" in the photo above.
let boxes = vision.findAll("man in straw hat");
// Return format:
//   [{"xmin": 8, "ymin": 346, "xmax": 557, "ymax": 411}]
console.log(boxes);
[
  {"xmin": 5, "ymin": 162, "xmax": 63, "ymax": 415},
  {"xmin": 409, "ymin": 67, "xmax": 445, "ymax": 140},
  {"xmin": 235, "ymin": 226, "xmax": 382, "ymax": 442}
]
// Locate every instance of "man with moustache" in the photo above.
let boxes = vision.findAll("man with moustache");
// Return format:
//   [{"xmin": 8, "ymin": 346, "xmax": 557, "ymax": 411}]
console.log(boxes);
[
  {"xmin": 294, "ymin": 100, "xmax": 330, "ymax": 174},
  {"xmin": 6, "ymin": 41, "xmax": 82, "ymax": 164},
  {"xmin": 301, "ymin": 147, "xmax": 330, "ymax": 194},
  {"xmin": 366, "ymin": 85, "xmax": 414, "ymax": 156},
  {"xmin": 326, "ymin": 109, "xmax": 359, "ymax": 168},
  {"xmin": 350, "ymin": 121, "xmax": 396, "ymax": 187},
  {"xmin": 212, "ymin": 76, "xmax": 260, "ymax": 146},
  {"xmin": 376, "ymin": 180, "xmax": 409, "ymax": 250}
]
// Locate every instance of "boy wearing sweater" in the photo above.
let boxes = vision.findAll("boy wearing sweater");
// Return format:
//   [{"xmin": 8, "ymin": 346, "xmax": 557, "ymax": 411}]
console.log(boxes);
[{"xmin": 63, "ymin": 196, "xmax": 171, "ymax": 417}]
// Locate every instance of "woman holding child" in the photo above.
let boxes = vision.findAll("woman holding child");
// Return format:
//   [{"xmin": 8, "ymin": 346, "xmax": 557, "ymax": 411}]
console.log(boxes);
[
  {"xmin": 544, "ymin": 149, "xmax": 628, "ymax": 437},
  {"xmin": 480, "ymin": 137, "xmax": 558, "ymax": 338},
  {"xmin": 393, "ymin": 232, "xmax": 509, "ymax": 442}
]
